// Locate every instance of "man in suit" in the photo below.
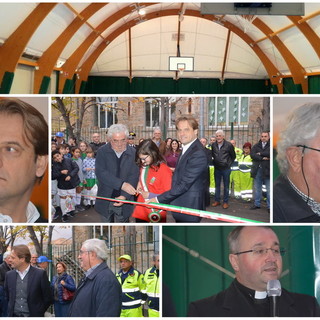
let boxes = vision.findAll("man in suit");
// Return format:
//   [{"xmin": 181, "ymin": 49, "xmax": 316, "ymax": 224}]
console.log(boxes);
[
  {"xmin": 95, "ymin": 124, "xmax": 139, "ymax": 222},
  {"xmin": 4, "ymin": 245, "xmax": 52, "ymax": 317},
  {"xmin": 68, "ymin": 238, "xmax": 122, "ymax": 317},
  {"xmin": 188, "ymin": 226, "xmax": 320, "ymax": 317},
  {"xmin": 147, "ymin": 115, "xmax": 208, "ymax": 222}
]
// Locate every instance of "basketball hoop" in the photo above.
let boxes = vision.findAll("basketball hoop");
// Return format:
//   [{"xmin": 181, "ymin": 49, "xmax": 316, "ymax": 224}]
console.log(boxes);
[
  {"xmin": 178, "ymin": 66, "xmax": 185, "ymax": 76},
  {"xmin": 237, "ymin": 14, "xmax": 257, "ymax": 34}
]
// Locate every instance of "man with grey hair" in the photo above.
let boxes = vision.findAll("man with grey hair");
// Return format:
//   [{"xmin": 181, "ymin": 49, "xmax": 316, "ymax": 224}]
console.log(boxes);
[
  {"xmin": 152, "ymin": 127, "xmax": 166, "ymax": 154},
  {"xmin": 274, "ymin": 103, "xmax": 320, "ymax": 222},
  {"xmin": 68, "ymin": 238, "xmax": 122, "ymax": 317},
  {"xmin": 95, "ymin": 124, "xmax": 139, "ymax": 222},
  {"xmin": 211, "ymin": 130, "xmax": 236, "ymax": 209},
  {"xmin": 89, "ymin": 132, "xmax": 105, "ymax": 157}
]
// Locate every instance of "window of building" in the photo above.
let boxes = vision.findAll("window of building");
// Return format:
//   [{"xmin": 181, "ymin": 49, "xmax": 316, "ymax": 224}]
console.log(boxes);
[
  {"xmin": 146, "ymin": 226, "xmax": 154, "ymax": 243},
  {"xmin": 208, "ymin": 97, "xmax": 249, "ymax": 127},
  {"xmin": 96, "ymin": 97, "xmax": 118, "ymax": 128},
  {"xmin": 145, "ymin": 98, "xmax": 176, "ymax": 128}
]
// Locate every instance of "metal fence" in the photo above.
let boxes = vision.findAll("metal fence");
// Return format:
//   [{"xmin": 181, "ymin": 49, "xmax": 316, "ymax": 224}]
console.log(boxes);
[
  {"xmin": 50, "ymin": 232, "xmax": 159, "ymax": 284},
  {"xmin": 73, "ymin": 123, "xmax": 263, "ymax": 148}
]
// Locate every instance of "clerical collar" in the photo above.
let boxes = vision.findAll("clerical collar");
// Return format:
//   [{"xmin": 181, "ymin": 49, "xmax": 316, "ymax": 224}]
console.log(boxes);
[
  {"xmin": 235, "ymin": 279, "xmax": 267, "ymax": 300},
  {"xmin": 255, "ymin": 290, "xmax": 268, "ymax": 299},
  {"xmin": 287, "ymin": 176, "xmax": 320, "ymax": 216}
]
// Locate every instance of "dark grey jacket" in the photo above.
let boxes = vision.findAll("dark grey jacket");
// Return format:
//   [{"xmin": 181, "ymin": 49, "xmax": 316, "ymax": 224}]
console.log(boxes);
[
  {"xmin": 95, "ymin": 143, "xmax": 139, "ymax": 219},
  {"xmin": 211, "ymin": 140, "xmax": 236, "ymax": 170},
  {"xmin": 5, "ymin": 266, "xmax": 53, "ymax": 317},
  {"xmin": 52, "ymin": 157, "xmax": 80, "ymax": 190},
  {"xmin": 250, "ymin": 140, "xmax": 270, "ymax": 179},
  {"xmin": 273, "ymin": 174, "xmax": 320, "ymax": 222},
  {"xmin": 158, "ymin": 139, "xmax": 208, "ymax": 222},
  {"xmin": 68, "ymin": 262, "xmax": 121, "ymax": 317}
]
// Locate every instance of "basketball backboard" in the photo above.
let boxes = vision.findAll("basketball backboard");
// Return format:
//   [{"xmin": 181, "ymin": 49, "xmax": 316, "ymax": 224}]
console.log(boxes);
[{"xmin": 169, "ymin": 56, "xmax": 194, "ymax": 72}]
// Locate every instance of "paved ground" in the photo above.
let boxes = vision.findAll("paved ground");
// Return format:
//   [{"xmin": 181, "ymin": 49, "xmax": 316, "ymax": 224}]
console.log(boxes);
[{"xmin": 52, "ymin": 196, "xmax": 269, "ymax": 224}]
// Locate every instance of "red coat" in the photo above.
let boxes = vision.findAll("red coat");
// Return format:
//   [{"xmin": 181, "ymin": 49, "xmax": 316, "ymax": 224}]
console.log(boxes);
[{"xmin": 132, "ymin": 163, "xmax": 172, "ymax": 222}]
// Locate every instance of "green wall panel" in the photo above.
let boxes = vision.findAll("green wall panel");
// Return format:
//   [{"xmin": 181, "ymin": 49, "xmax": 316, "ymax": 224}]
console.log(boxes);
[
  {"xmin": 62, "ymin": 79, "xmax": 75, "ymax": 94},
  {"xmin": 85, "ymin": 75, "xmax": 320, "ymax": 94},
  {"xmin": 0, "ymin": 71, "xmax": 14, "ymax": 94},
  {"xmin": 309, "ymin": 75, "xmax": 320, "ymax": 94},
  {"xmin": 85, "ymin": 76, "xmax": 130, "ymax": 93},
  {"xmin": 283, "ymin": 78, "xmax": 303, "ymax": 94},
  {"xmin": 86, "ymin": 76, "xmax": 271, "ymax": 94},
  {"xmin": 131, "ymin": 78, "xmax": 176, "ymax": 94},
  {"xmin": 39, "ymin": 76, "xmax": 51, "ymax": 94},
  {"xmin": 79, "ymin": 80, "xmax": 87, "ymax": 94}
]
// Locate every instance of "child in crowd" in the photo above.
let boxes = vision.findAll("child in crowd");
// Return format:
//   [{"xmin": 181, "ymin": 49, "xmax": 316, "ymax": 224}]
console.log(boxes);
[
  {"xmin": 79, "ymin": 141, "xmax": 88, "ymax": 160},
  {"xmin": 58, "ymin": 144, "xmax": 71, "ymax": 158},
  {"xmin": 52, "ymin": 150, "xmax": 80, "ymax": 222},
  {"xmin": 51, "ymin": 142, "xmax": 60, "ymax": 219},
  {"xmin": 71, "ymin": 146, "xmax": 85, "ymax": 212},
  {"xmin": 82, "ymin": 148, "xmax": 97, "ymax": 209},
  {"xmin": 133, "ymin": 139, "xmax": 172, "ymax": 222},
  {"xmin": 51, "ymin": 141, "xmax": 58, "ymax": 152}
]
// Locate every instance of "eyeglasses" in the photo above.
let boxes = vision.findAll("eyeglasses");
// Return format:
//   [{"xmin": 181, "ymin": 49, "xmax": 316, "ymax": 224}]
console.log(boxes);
[
  {"xmin": 79, "ymin": 250, "xmax": 90, "ymax": 255},
  {"xmin": 111, "ymin": 139, "xmax": 127, "ymax": 144},
  {"xmin": 296, "ymin": 145, "xmax": 320, "ymax": 153},
  {"xmin": 139, "ymin": 155, "xmax": 150, "ymax": 162},
  {"xmin": 233, "ymin": 247, "xmax": 286, "ymax": 257}
]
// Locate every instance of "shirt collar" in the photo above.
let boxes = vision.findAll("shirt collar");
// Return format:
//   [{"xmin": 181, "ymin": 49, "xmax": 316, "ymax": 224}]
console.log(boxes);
[
  {"xmin": 0, "ymin": 202, "xmax": 40, "ymax": 223},
  {"xmin": 16, "ymin": 264, "xmax": 31, "ymax": 280},
  {"xmin": 85, "ymin": 262, "xmax": 102, "ymax": 278},
  {"xmin": 181, "ymin": 138, "xmax": 197, "ymax": 155},
  {"xmin": 287, "ymin": 176, "xmax": 320, "ymax": 215}
]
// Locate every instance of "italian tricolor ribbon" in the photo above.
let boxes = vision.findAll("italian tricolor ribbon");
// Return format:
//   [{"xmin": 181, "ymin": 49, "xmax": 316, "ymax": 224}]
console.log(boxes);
[{"xmin": 90, "ymin": 195, "xmax": 263, "ymax": 224}]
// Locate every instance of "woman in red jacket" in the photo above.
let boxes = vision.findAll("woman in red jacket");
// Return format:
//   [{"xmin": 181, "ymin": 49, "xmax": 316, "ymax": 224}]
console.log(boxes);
[{"xmin": 133, "ymin": 139, "xmax": 172, "ymax": 222}]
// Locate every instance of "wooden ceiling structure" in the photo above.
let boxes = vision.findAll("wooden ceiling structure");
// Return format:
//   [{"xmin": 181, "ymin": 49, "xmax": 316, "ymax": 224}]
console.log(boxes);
[{"xmin": 0, "ymin": 2, "xmax": 319, "ymax": 94}]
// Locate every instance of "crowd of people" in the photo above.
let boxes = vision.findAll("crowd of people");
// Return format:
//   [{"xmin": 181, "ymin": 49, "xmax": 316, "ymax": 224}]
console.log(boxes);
[
  {"xmin": 0, "ymin": 241, "xmax": 159, "ymax": 317},
  {"xmin": 51, "ymin": 114, "xmax": 270, "ymax": 223}
]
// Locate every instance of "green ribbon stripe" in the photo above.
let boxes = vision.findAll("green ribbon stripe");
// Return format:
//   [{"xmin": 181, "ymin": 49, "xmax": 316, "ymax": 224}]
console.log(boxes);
[{"xmin": 90, "ymin": 195, "xmax": 263, "ymax": 224}]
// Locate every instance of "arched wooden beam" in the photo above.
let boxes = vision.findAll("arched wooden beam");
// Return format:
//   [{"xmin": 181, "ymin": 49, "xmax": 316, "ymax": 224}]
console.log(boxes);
[
  {"xmin": 75, "ymin": 9, "xmax": 283, "ymax": 93},
  {"xmin": 0, "ymin": 3, "xmax": 56, "ymax": 85},
  {"xmin": 33, "ymin": 3, "xmax": 107, "ymax": 93},
  {"xmin": 288, "ymin": 15, "xmax": 320, "ymax": 59},
  {"xmin": 58, "ymin": 3, "xmax": 156, "ymax": 93},
  {"xmin": 221, "ymin": 29, "xmax": 231, "ymax": 83},
  {"xmin": 252, "ymin": 18, "xmax": 308, "ymax": 93}
]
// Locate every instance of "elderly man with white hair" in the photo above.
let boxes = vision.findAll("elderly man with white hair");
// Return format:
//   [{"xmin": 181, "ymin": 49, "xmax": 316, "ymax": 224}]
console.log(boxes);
[
  {"xmin": 95, "ymin": 124, "xmax": 139, "ymax": 222},
  {"xmin": 68, "ymin": 238, "xmax": 122, "ymax": 317},
  {"xmin": 274, "ymin": 103, "xmax": 320, "ymax": 222},
  {"xmin": 211, "ymin": 130, "xmax": 236, "ymax": 209}
]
